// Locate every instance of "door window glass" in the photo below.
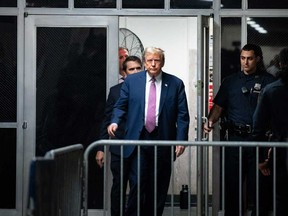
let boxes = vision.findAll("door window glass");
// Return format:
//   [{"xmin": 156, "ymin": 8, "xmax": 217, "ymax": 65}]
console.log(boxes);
[
  {"xmin": 26, "ymin": 0, "xmax": 68, "ymax": 7},
  {"xmin": 248, "ymin": 18, "xmax": 288, "ymax": 78},
  {"xmin": 122, "ymin": 0, "xmax": 164, "ymax": 8},
  {"xmin": 0, "ymin": 0, "xmax": 16, "ymax": 7},
  {"xmin": 171, "ymin": 0, "xmax": 212, "ymax": 9},
  {"xmin": 0, "ymin": 128, "xmax": 16, "ymax": 209},
  {"xmin": 248, "ymin": 0, "xmax": 288, "ymax": 9},
  {"xmin": 36, "ymin": 27, "xmax": 106, "ymax": 208},
  {"xmin": 74, "ymin": 0, "xmax": 116, "ymax": 8},
  {"xmin": 221, "ymin": 18, "xmax": 241, "ymax": 81},
  {"xmin": 0, "ymin": 16, "xmax": 17, "ymax": 122},
  {"xmin": 221, "ymin": 0, "xmax": 241, "ymax": 8}
]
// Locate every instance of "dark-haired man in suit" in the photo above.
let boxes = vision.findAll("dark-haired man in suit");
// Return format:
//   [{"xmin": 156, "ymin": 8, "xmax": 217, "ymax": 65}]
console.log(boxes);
[{"xmin": 96, "ymin": 55, "xmax": 142, "ymax": 216}]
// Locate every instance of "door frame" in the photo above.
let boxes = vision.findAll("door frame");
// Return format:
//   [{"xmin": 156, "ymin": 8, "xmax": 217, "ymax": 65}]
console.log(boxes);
[
  {"xmin": 23, "ymin": 15, "xmax": 118, "ymax": 215},
  {"xmin": 22, "ymin": 14, "xmax": 212, "ymax": 216}
]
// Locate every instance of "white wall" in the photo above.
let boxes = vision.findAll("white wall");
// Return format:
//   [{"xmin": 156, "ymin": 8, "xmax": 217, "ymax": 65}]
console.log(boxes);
[
  {"xmin": 120, "ymin": 17, "xmax": 200, "ymax": 194},
  {"xmin": 120, "ymin": 17, "xmax": 197, "ymax": 87}
]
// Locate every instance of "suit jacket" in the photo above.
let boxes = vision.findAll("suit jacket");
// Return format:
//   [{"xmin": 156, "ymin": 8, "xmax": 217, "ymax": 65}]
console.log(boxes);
[
  {"xmin": 99, "ymin": 83, "xmax": 133, "ymax": 157},
  {"xmin": 111, "ymin": 70, "xmax": 190, "ymax": 157}
]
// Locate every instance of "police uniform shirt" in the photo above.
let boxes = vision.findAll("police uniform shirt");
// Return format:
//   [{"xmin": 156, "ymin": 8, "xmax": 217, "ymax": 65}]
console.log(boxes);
[{"xmin": 214, "ymin": 70, "xmax": 275, "ymax": 125}]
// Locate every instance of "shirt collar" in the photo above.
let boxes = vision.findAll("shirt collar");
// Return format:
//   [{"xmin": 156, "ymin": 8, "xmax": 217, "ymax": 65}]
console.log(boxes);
[{"xmin": 146, "ymin": 70, "xmax": 162, "ymax": 82}]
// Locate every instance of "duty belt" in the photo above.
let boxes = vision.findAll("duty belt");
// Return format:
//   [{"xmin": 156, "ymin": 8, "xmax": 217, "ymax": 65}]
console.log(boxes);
[{"xmin": 228, "ymin": 122, "xmax": 252, "ymax": 134}]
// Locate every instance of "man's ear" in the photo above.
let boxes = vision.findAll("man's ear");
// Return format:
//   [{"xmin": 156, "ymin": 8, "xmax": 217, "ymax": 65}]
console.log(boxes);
[{"xmin": 256, "ymin": 56, "xmax": 261, "ymax": 63}]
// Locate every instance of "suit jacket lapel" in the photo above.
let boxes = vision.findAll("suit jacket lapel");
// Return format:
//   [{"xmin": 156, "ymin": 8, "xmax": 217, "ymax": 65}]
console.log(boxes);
[
  {"xmin": 139, "ymin": 71, "xmax": 147, "ymax": 115},
  {"xmin": 159, "ymin": 72, "xmax": 168, "ymax": 115}
]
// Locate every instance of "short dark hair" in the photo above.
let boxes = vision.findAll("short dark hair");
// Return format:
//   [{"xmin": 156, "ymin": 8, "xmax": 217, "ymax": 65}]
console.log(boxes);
[
  {"xmin": 122, "ymin": 56, "xmax": 142, "ymax": 71},
  {"xmin": 241, "ymin": 43, "xmax": 265, "ymax": 72},
  {"xmin": 241, "ymin": 44, "xmax": 263, "ymax": 59}
]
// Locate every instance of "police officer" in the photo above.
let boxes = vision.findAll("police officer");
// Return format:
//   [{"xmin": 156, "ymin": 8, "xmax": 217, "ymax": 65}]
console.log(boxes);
[
  {"xmin": 253, "ymin": 47, "xmax": 288, "ymax": 216},
  {"xmin": 204, "ymin": 44, "xmax": 275, "ymax": 215}
]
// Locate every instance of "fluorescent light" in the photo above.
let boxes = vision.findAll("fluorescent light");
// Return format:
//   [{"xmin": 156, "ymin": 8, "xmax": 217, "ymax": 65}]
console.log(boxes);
[
  {"xmin": 258, "ymin": 29, "xmax": 267, "ymax": 34},
  {"xmin": 251, "ymin": 23, "xmax": 260, "ymax": 28},
  {"xmin": 255, "ymin": 26, "xmax": 264, "ymax": 31},
  {"xmin": 247, "ymin": 21, "xmax": 256, "ymax": 25},
  {"xmin": 247, "ymin": 18, "xmax": 268, "ymax": 34}
]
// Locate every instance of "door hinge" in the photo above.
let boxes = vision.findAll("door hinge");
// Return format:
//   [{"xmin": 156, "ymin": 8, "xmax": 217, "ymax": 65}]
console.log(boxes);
[{"xmin": 22, "ymin": 121, "xmax": 28, "ymax": 129}]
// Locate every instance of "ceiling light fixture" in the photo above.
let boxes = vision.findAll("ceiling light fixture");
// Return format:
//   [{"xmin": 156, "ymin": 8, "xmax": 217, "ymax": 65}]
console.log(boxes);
[{"xmin": 247, "ymin": 17, "xmax": 267, "ymax": 34}]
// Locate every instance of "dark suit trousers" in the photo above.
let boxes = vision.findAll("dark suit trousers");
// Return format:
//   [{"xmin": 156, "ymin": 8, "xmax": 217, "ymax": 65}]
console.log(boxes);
[
  {"xmin": 139, "ymin": 127, "xmax": 172, "ymax": 216},
  {"xmin": 110, "ymin": 149, "xmax": 139, "ymax": 216}
]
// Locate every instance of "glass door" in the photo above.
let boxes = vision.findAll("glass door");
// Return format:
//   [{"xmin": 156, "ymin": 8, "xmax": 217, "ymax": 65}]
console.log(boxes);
[
  {"xmin": 0, "ymin": 15, "xmax": 18, "ymax": 216},
  {"xmin": 24, "ymin": 15, "xmax": 118, "ymax": 214}
]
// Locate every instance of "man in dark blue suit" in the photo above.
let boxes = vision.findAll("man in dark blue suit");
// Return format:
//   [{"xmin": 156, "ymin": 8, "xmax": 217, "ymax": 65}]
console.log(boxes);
[
  {"xmin": 96, "ymin": 56, "xmax": 142, "ymax": 216},
  {"xmin": 108, "ymin": 47, "xmax": 190, "ymax": 215}
]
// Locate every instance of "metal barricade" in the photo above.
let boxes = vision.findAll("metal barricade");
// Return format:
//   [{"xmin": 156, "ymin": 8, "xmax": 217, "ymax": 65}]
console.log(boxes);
[
  {"xmin": 27, "ymin": 144, "xmax": 83, "ymax": 216},
  {"xmin": 83, "ymin": 140, "xmax": 287, "ymax": 216}
]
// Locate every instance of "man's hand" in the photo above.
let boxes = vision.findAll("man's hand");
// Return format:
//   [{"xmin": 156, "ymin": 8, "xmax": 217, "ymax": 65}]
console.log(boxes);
[
  {"xmin": 96, "ymin": 151, "xmax": 105, "ymax": 168},
  {"xmin": 259, "ymin": 148, "xmax": 272, "ymax": 176},
  {"xmin": 259, "ymin": 160, "xmax": 270, "ymax": 176},
  {"xmin": 175, "ymin": 145, "xmax": 185, "ymax": 157},
  {"xmin": 203, "ymin": 104, "xmax": 223, "ymax": 134},
  {"xmin": 203, "ymin": 120, "xmax": 214, "ymax": 134},
  {"xmin": 107, "ymin": 123, "xmax": 118, "ymax": 138}
]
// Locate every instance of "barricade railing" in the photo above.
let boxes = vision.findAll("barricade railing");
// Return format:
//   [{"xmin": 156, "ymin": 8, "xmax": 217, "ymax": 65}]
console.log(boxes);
[
  {"xmin": 83, "ymin": 140, "xmax": 287, "ymax": 216},
  {"xmin": 27, "ymin": 144, "xmax": 83, "ymax": 216}
]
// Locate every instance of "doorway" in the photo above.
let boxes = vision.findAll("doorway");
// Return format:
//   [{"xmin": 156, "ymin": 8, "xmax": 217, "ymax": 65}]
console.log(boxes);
[{"xmin": 22, "ymin": 15, "xmax": 212, "ymax": 215}]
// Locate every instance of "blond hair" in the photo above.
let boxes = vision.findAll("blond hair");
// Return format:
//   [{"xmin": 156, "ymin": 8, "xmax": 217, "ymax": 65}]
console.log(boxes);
[{"xmin": 143, "ymin": 47, "xmax": 165, "ymax": 65}]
